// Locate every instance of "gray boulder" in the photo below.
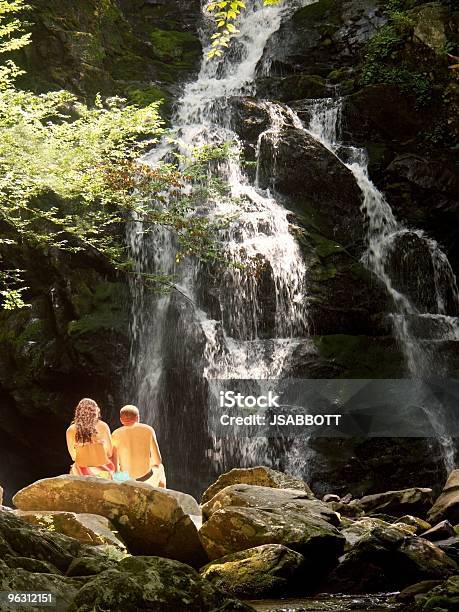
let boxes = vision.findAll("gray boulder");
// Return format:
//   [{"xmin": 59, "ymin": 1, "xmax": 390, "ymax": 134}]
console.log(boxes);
[
  {"xmin": 202, "ymin": 484, "xmax": 339, "ymax": 525},
  {"xmin": 201, "ymin": 466, "xmax": 312, "ymax": 505}
]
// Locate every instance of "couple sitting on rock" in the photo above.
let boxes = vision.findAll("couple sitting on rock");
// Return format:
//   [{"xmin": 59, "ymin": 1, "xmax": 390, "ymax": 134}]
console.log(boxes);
[{"xmin": 66, "ymin": 398, "xmax": 166, "ymax": 487}]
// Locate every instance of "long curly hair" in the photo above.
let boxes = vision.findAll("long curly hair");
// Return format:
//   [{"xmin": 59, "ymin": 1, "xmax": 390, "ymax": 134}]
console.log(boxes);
[{"xmin": 74, "ymin": 398, "xmax": 101, "ymax": 444}]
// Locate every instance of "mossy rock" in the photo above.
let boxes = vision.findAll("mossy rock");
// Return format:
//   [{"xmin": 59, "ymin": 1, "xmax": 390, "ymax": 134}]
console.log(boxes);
[
  {"xmin": 200, "ymin": 544, "xmax": 304, "ymax": 598},
  {"xmin": 313, "ymin": 334, "xmax": 404, "ymax": 378}
]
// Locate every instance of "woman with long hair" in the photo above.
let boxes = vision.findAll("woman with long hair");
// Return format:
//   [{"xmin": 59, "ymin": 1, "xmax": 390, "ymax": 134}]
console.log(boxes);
[{"xmin": 66, "ymin": 398, "xmax": 116, "ymax": 479}]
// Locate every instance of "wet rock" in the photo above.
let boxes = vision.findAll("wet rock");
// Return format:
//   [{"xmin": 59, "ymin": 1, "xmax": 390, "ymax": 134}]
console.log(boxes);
[
  {"xmin": 200, "ymin": 544, "xmax": 304, "ymax": 598},
  {"xmin": 14, "ymin": 511, "xmax": 125, "ymax": 549},
  {"xmin": 348, "ymin": 487, "xmax": 434, "ymax": 518},
  {"xmin": 421, "ymin": 520, "xmax": 456, "ymax": 542},
  {"xmin": 396, "ymin": 579, "xmax": 444, "ymax": 603},
  {"xmin": 0, "ymin": 486, "xmax": 2, "ymax": 506},
  {"xmin": 257, "ymin": 126, "xmax": 364, "ymax": 248},
  {"xmin": 199, "ymin": 503, "xmax": 345, "ymax": 571},
  {"xmin": 256, "ymin": 74, "xmax": 329, "ymax": 102},
  {"xmin": 70, "ymin": 555, "xmax": 251, "ymax": 612},
  {"xmin": 386, "ymin": 230, "xmax": 458, "ymax": 315},
  {"xmin": 202, "ymin": 485, "xmax": 339, "ymax": 524},
  {"xmin": 429, "ymin": 469, "xmax": 459, "ymax": 525},
  {"xmin": 408, "ymin": 574, "xmax": 459, "ymax": 611},
  {"xmin": 326, "ymin": 525, "xmax": 458, "ymax": 593},
  {"xmin": 201, "ymin": 466, "xmax": 312, "ymax": 505},
  {"xmin": 13, "ymin": 476, "xmax": 207, "ymax": 566}
]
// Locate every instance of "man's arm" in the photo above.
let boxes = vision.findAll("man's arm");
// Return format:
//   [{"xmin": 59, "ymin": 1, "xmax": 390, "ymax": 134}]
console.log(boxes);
[
  {"xmin": 150, "ymin": 428, "xmax": 166, "ymax": 488},
  {"xmin": 150, "ymin": 428, "xmax": 162, "ymax": 466}
]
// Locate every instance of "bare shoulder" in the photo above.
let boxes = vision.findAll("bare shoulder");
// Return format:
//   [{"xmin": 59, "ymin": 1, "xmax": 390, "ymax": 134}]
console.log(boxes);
[
  {"xmin": 111, "ymin": 426, "xmax": 123, "ymax": 438},
  {"xmin": 66, "ymin": 424, "xmax": 76, "ymax": 434},
  {"xmin": 141, "ymin": 423, "xmax": 155, "ymax": 435}
]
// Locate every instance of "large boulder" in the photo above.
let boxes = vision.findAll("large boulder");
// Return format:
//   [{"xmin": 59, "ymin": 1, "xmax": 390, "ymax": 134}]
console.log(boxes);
[
  {"xmin": 348, "ymin": 487, "xmax": 434, "ymax": 519},
  {"xmin": 202, "ymin": 484, "xmax": 339, "ymax": 526},
  {"xmin": 326, "ymin": 525, "xmax": 458, "ymax": 593},
  {"xmin": 14, "ymin": 511, "xmax": 125, "ymax": 549},
  {"xmin": 201, "ymin": 467, "xmax": 312, "ymax": 505},
  {"xmin": 257, "ymin": 126, "xmax": 364, "ymax": 248},
  {"xmin": 69, "ymin": 556, "xmax": 251, "ymax": 612},
  {"xmin": 341, "ymin": 517, "xmax": 413, "ymax": 550},
  {"xmin": 429, "ymin": 470, "xmax": 459, "ymax": 525},
  {"xmin": 199, "ymin": 504, "xmax": 345, "ymax": 576},
  {"xmin": 13, "ymin": 476, "xmax": 207, "ymax": 566},
  {"xmin": 200, "ymin": 544, "xmax": 304, "ymax": 598}
]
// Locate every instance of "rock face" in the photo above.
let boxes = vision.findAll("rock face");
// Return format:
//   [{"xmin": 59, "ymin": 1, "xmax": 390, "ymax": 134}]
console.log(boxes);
[
  {"xmin": 14, "ymin": 511, "xmax": 125, "ymax": 549},
  {"xmin": 13, "ymin": 476, "xmax": 207, "ymax": 566},
  {"xmin": 348, "ymin": 487, "xmax": 434, "ymax": 519},
  {"xmin": 326, "ymin": 525, "xmax": 458, "ymax": 594},
  {"xmin": 201, "ymin": 466, "xmax": 312, "ymax": 505},
  {"xmin": 257, "ymin": 126, "xmax": 364, "ymax": 248},
  {"xmin": 429, "ymin": 470, "xmax": 459, "ymax": 525},
  {"xmin": 200, "ymin": 544, "xmax": 304, "ymax": 598}
]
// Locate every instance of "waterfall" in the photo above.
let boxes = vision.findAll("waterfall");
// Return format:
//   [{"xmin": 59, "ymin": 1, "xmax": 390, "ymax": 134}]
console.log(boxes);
[
  {"xmin": 127, "ymin": 0, "xmax": 313, "ymax": 492},
  {"xmin": 302, "ymin": 98, "xmax": 458, "ymax": 469},
  {"xmin": 127, "ymin": 1, "xmax": 457, "ymax": 492}
]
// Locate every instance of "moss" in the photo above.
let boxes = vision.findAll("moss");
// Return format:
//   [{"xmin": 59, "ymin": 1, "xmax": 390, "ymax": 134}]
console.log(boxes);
[
  {"xmin": 307, "ymin": 232, "xmax": 344, "ymax": 259},
  {"xmin": 313, "ymin": 335, "xmax": 404, "ymax": 378},
  {"xmin": 149, "ymin": 28, "xmax": 201, "ymax": 64}
]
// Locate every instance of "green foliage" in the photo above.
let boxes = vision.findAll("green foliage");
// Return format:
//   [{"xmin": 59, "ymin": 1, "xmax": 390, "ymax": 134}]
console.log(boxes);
[
  {"xmin": 361, "ymin": 8, "xmax": 432, "ymax": 104},
  {"xmin": 207, "ymin": 0, "xmax": 282, "ymax": 59},
  {"xmin": 0, "ymin": 0, "xmax": 229, "ymax": 309}
]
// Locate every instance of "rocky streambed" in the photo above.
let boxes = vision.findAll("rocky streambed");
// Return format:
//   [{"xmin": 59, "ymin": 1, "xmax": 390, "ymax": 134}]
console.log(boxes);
[
  {"xmin": 2, "ymin": 466, "xmax": 459, "ymax": 610},
  {"xmin": 249, "ymin": 594, "xmax": 402, "ymax": 611}
]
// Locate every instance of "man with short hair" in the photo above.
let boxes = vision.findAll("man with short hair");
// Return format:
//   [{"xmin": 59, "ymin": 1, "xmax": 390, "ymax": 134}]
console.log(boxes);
[{"xmin": 112, "ymin": 405, "xmax": 166, "ymax": 487}]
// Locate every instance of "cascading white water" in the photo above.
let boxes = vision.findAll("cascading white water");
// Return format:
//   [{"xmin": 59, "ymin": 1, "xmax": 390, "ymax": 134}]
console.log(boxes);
[
  {"xmin": 128, "ymin": 0, "xmax": 314, "ymax": 487},
  {"xmin": 302, "ymin": 98, "xmax": 459, "ymax": 469},
  {"xmin": 128, "ymin": 0, "xmax": 458, "ymax": 489}
]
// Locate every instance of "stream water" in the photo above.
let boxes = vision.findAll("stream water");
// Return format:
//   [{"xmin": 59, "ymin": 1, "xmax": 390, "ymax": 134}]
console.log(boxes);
[{"xmin": 127, "ymin": 0, "xmax": 459, "ymax": 491}]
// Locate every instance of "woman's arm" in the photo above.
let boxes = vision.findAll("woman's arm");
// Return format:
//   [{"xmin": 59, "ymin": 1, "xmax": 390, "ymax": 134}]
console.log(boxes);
[
  {"xmin": 99, "ymin": 421, "xmax": 113, "ymax": 458},
  {"xmin": 66, "ymin": 427, "xmax": 76, "ymax": 461}
]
